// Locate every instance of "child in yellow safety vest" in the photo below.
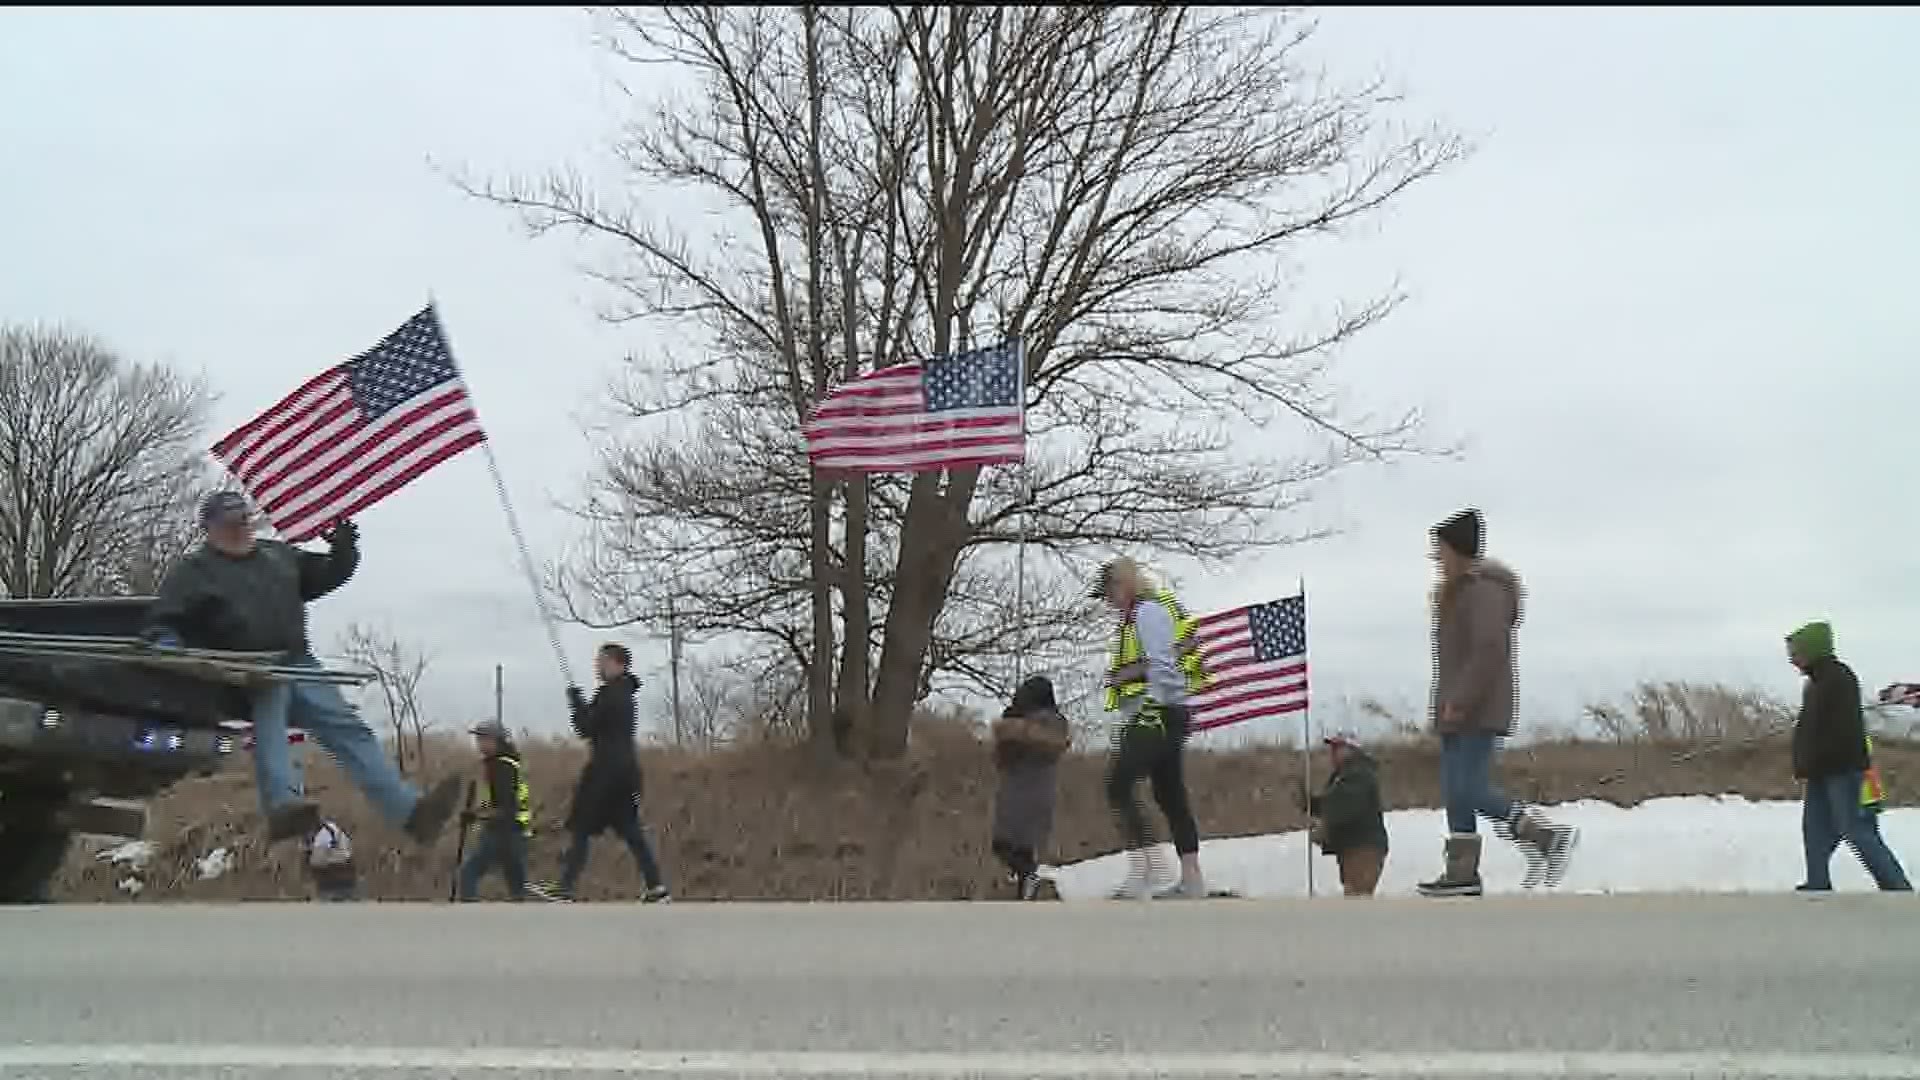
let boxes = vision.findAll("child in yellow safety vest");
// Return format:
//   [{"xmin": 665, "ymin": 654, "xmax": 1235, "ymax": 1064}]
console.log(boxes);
[{"xmin": 457, "ymin": 719, "xmax": 533, "ymax": 901}]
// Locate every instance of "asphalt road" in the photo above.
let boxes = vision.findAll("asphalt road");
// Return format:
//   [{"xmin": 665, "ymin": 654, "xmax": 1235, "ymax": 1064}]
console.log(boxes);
[{"xmin": 2, "ymin": 895, "xmax": 1917, "ymax": 1078}]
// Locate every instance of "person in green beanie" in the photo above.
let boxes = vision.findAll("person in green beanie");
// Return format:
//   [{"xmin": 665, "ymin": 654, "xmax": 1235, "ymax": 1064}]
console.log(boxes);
[{"xmin": 1787, "ymin": 621, "xmax": 1911, "ymax": 892}]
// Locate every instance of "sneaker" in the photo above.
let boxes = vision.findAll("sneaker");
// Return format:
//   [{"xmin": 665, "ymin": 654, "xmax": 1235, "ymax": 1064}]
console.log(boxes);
[
  {"xmin": 642, "ymin": 885, "xmax": 671, "ymax": 904},
  {"xmin": 266, "ymin": 800, "xmax": 322, "ymax": 843},
  {"xmin": 1154, "ymin": 878, "xmax": 1208, "ymax": 900},
  {"xmin": 404, "ymin": 777, "xmax": 463, "ymax": 846},
  {"xmin": 528, "ymin": 881, "xmax": 572, "ymax": 903},
  {"xmin": 1016, "ymin": 874, "xmax": 1044, "ymax": 901}
]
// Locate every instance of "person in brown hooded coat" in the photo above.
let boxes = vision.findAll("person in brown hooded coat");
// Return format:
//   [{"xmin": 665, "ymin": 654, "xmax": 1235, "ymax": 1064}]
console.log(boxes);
[
  {"xmin": 990, "ymin": 675, "xmax": 1071, "ymax": 900},
  {"xmin": 1417, "ymin": 508, "xmax": 1577, "ymax": 897}
]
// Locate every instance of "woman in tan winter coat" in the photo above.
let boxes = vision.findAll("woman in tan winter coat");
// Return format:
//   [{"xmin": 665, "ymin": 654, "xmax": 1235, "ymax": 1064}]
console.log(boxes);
[
  {"xmin": 991, "ymin": 675, "xmax": 1071, "ymax": 900},
  {"xmin": 1418, "ymin": 508, "xmax": 1577, "ymax": 898}
]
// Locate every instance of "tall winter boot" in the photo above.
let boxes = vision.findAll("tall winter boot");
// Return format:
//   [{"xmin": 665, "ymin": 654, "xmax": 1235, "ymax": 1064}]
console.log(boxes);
[
  {"xmin": 1508, "ymin": 808, "xmax": 1578, "ymax": 889},
  {"xmin": 1416, "ymin": 833, "xmax": 1484, "ymax": 897},
  {"xmin": 1109, "ymin": 847, "xmax": 1165, "ymax": 900}
]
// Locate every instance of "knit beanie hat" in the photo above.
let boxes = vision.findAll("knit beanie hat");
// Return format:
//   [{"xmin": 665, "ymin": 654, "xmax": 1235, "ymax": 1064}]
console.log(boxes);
[{"xmin": 1433, "ymin": 508, "xmax": 1484, "ymax": 559}]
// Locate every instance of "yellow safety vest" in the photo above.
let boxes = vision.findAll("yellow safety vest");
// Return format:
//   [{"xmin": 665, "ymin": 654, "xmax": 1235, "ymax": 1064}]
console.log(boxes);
[
  {"xmin": 1862, "ymin": 735, "xmax": 1885, "ymax": 810},
  {"xmin": 1104, "ymin": 589, "xmax": 1209, "ymax": 712},
  {"xmin": 477, "ymin": 754, "xmax": 533, "ymax": 836}
]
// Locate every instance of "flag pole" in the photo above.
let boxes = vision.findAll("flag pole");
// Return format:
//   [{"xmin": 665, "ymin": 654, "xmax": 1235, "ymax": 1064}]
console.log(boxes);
[
  {"xmin": 1011, "ymin": 338, "xmax": 1030, "ymax": 687},
  {"xmin": 426, "ymin": 299, "xmax": 577, "ymax": 691},
  {"xmin": 1301, "ymin": 576, "xmax": 1315, "ymax": 899}
]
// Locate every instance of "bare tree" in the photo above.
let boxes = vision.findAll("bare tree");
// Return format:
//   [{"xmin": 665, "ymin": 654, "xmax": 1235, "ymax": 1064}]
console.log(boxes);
[
  {"xmin": 338, "ymin": 623, "xmax": 436, "ymax": 772},
  {"xmin": 467, "ymin": 6, "xmax": 1462, "ymax": 758},
  {"xmin": 0, "ymin": 324, "xmax": 215, "ymax": 599}
]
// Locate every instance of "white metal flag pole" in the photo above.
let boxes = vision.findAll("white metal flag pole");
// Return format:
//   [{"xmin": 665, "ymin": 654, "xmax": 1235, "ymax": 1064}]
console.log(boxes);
[
  {"xmin": 1301, "ymin": 577, "xmax": 1314, "ymax": 899},
  {"xmin": 426, "ymin": 300, "xmax": 577, "ymax": 691}
]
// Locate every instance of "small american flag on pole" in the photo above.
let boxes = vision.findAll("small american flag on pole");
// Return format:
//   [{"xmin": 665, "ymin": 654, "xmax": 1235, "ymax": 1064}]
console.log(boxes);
[
  {"xmin": 804, "ymin": 340, "xmax": 1025, "ymax": 474},
  {"xmin": 1189, "ymin": 593, "xmax": 1309, "ymax": 732},
  {"xmin": 211, "ymin": 306, "xmax": 486, "ymax": 542}
]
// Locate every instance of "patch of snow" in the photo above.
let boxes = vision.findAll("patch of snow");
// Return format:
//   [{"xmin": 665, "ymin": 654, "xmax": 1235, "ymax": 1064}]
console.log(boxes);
[
  {"xmin": 195, "ymin": 847, "xmax": 232, "ymax": 881},
  {"xmin": 95, "ymin": 840, "xmax": 156, "ymax": 871},
  {"xmin": 116, "ymin": 876, "xmax": 144, "ymax": 896},
  {"xmin": 1046, "ymin": 796, "xmax": 1920, "ymax": 899}
]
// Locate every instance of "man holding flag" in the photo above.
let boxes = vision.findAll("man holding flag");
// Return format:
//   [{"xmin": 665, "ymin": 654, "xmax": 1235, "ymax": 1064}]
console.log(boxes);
[{"xmin": 145, "ymin": 305, "xmax": 491, "ymax": 844}]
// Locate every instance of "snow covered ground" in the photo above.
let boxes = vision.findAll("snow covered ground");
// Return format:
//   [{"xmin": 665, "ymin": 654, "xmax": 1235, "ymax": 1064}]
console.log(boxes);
[{"xmin": 1046, "ymin": 796, "xmax": 1920, "ymax": 899}]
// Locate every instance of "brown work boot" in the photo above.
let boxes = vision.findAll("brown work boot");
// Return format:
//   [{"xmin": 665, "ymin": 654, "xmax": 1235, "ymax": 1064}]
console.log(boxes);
[
  {"xmin": 404, "ymin": 777, "xmax": 463, "ymax": 846},
  {"xmin": 265, "ymin": 800, "xmax": 322, "ymax": 844},
  {"xmin": 1416, "ymin": 833, "xmax": 1484, "ymax": 897}
]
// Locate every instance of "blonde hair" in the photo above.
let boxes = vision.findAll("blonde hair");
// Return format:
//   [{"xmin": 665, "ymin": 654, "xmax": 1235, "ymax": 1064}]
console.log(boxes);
[{"xmin": 1107, "ymin": 556, "xmax": 1157, "ymax": 596}]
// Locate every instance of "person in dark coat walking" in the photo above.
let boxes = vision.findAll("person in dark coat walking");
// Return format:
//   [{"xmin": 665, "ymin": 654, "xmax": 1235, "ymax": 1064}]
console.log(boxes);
[
  {"xmin": 1787, "ymin": 621, "xmax": 1911, "ymax": 892},
  {"xmin": 550, "ymin": 643, "xmax": 668, "ymax": 902},
  {"xmin": 991, "ymin": 675, "xmax": 1071, "ymax": 900},
  {"xmin": 1303, "ymin": 733, "xmax": 1390, "ymax": 897}
]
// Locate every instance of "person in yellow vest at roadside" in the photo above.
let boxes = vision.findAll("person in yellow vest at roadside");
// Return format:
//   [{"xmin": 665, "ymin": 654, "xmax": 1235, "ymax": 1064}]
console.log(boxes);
[
  {"xmin": 457, "ymin": 719, "xmax": 534, "ymax": 902},
  {"xmin": 1094, "ymin": 557, "xmax": 1211, "ymax": 900}
]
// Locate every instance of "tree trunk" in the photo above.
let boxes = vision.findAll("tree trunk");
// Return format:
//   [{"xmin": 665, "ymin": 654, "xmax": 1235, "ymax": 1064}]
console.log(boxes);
[
  {"xmin": 801, "ymin": 5, "xmax": 841, "ymax": 760},
  {"xmin": 866, "ymin": 473, "xmax": 977, "ymax": 757}
]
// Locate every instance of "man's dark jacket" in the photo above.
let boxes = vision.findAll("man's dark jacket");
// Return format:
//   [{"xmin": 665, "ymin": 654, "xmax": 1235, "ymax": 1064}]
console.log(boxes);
[
  {"xmin": 566, "ymin": 673, "xmax": 644, "ymax": 835},
  {"xmin": 144, "ymin": 534, "xmax": 358, "ymax": 655},
  {"xmin": 1793, "ymin": 656, "xmax": 1871, "ymax": 780},
  {"xmin": 1307, "ymin": 747, "xmax": 1390, "ymax": 855}
]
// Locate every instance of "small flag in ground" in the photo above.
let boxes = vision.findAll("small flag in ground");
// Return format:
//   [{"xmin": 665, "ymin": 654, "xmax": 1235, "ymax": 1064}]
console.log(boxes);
[
  {"xmin": 211, "ymin": 306, "xmax": 486, "ymax": 542},
  {"xmin": 1189, "ymin": 593, "xmax": 1309, "ymax": 732},
  {"xmin": 804, "ymin": 340, "xmax": 1025, "ymax": 474}
]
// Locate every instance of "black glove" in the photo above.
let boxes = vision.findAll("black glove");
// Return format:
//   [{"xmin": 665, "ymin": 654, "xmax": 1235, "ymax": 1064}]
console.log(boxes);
[
  {"xmin": 566, "ymin": 685, "xmax": 587, "ymax": 712},
  {"xmin": 326, "ymin": 519, "xmax": 359, "ymax": 549}
]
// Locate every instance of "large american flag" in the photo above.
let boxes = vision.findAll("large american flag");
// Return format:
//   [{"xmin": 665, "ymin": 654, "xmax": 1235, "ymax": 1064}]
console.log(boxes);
[
  {"xmin": 1188, "ymin": 593, "xmax": 1309, "ymax": 732},
  {"xmin": 804, "ymin": 340, "xmax": 1025, "ymax": 474},
  {"xmin": 211, "ymin": 306, "xmax": 486, "ymax": 542}
]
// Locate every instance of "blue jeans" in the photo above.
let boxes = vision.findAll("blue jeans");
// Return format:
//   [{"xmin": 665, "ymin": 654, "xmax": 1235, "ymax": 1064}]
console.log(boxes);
[
  {"xmin": 1440, "ymin": 732, "xmax": 1515, "ymax": 834},
  {"xmin": 251, "ymin": 655, "xmax": 420, "ymax": 827},
  {"xmin": 1802, "ymin": 774, "xmax": 1912, "ymax": 891},
  {"xmin": 459, "ymin": 828, "xmax": 530, "ymax": 901},
  {"xmin": 558, "ymin": 816, "xmax": 666, "ymax": 895}
]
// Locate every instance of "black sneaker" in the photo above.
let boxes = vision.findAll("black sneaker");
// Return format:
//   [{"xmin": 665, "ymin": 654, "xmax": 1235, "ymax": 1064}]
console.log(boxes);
[
  {"xmin": 1016, "ymin": 874, "xmax": 1043, "ymax": 901},
  {"xmin": 642, "ymin": 885, "xmax": 671, "ymax": 904},
  {"xmin": 404, "ymin": 777, "xmax": 463, "ymax": 846},
  {"xmin": 266, "ymin": 801, "xmax": 322, "ymax": 843}
]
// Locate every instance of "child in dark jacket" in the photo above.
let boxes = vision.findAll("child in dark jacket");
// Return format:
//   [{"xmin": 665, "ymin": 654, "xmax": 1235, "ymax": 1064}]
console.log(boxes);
[
  {"xmin": 1305, "ymin": 733, "xmax": 1390, "ymax": 897},
  {"xmin": 991, "ymin": 675, "xmax": 1072, "ymax": 900},
  {"xmin": 456, "ymin": 719, "xmax": 533, "ymax": 902}
]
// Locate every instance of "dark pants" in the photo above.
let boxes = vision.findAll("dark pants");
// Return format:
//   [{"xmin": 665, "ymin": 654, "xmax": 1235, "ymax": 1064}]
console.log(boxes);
[
  {"xmin": 559, "ymin": 815, "xmax": 665, "ymax": 896},
  {"xmin": 1105, "ymin": 705, "xmax": 1200, "ymax": 855},
  {"xmin": 458, "ymin": 828, "xmax": 530, "ymax": 901},
  {"xmin": 992, "ymin": 839, "xmax": 1038, "ymax": 879},
  {"xmin": 1802, "ymin": 773, "xmax": 1911, "ymax": 891}
]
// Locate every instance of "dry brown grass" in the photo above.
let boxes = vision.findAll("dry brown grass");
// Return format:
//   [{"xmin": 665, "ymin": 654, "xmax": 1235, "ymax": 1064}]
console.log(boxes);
[{"xmin": 54, "ymin": 696, "xmax": 1920, "ymax": 903}]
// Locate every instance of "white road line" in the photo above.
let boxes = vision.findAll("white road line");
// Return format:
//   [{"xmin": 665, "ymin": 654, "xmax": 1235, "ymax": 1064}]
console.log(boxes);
[{"xmin": 0, "ymin": 1046, "xmax": 1916, "ymax": 1077}]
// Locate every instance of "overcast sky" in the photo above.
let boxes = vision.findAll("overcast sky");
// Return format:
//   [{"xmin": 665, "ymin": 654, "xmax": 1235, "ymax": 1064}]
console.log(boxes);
[{"xmin": 3, "ymin": 7, "xmax": 1915, "ymax": 743}]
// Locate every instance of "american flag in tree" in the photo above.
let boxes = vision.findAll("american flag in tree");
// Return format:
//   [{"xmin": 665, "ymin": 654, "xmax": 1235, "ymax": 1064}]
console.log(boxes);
[
  {"xmin": 1188, "ymin": 593, "xmax": 1310, "ymax": 732},
  {"xmin": 804, "ymin": 340, "xmax": 1025, "ymax": 474},
  {"xmin": 211, "ymin": 306, "xmax": 486, "ymax": 542}
]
